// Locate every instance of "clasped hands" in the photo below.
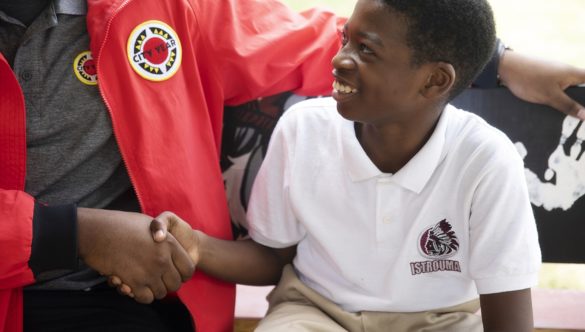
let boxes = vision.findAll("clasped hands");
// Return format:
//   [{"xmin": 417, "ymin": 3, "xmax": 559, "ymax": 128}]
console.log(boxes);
[{"xmin": 77, "ymin": 208, "xmax": 198, "ymax": 304}]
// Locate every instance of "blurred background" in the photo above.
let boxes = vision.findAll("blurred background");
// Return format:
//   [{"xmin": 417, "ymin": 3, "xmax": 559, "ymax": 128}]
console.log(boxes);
[{"xmin": 281, "ymin": 0, "xmax": 585, "ymax": 291}]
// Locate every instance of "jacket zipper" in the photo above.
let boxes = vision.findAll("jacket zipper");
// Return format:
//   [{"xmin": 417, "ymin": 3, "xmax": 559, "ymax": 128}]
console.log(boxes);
[{"xmin": 94, "ymin": 0, "xmax": 146, "ymax": 212}]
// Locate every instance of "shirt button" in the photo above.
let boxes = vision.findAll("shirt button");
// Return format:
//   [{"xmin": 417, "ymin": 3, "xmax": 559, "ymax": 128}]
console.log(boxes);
[
  {"xmin": 383, "ymin": 216, "xmax": 392, "ymax": 224},
  {"xmin": 21, "ymin": 70, "xmax": 33, "ymax": 81}
]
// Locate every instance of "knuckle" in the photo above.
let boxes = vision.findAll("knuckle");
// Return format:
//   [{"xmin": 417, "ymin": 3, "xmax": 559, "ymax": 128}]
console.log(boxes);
[
  {"xmin": 160, "ymin": 211, "xmax": 174, "ymax": 219},
  {"xmin": 135, "ymin": 292, "xmax": 152, "ymax": 304},
  {"xmin": 154, "ymin": 287, "xmax": 167, "ymax": 300}
]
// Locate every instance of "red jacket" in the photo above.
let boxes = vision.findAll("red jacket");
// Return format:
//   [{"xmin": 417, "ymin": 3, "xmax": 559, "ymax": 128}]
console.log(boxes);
[{"xmin": 0, "ymin": 0, "xmax": 342, "ymax": 330}]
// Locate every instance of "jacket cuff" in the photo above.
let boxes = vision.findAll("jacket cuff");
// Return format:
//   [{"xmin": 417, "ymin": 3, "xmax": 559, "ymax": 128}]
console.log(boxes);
[
  {"xmin": 472, "ymin": 38, "xmax": 503, "ymax": 88},
  {"xmin": 29, "ymin": 202, "xmax": 79, "ymax": 277}
]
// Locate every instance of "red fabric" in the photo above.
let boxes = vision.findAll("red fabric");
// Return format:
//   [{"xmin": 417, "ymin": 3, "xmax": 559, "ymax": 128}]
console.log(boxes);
[
  {"xmin": 0, "ymin": 54, "xmax": 35, "ymax": 332},
  {"xmin": 0, "ymin": 0, "xmax": 343, "ymax": 330},
  {"xmin": 0, "ymin": 53, "xmax": 26, "ymax": 190}
]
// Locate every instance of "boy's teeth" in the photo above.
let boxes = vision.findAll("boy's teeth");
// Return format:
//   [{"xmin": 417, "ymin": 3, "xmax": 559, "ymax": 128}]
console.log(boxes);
[{"xmin": 333, "ymin": 80, "xmax": 357, "ymax": 94}]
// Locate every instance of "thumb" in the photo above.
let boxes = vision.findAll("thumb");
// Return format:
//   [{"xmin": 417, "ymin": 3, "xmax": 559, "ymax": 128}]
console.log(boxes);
[{"xmin": 149, "ymin": 218, "xmax": 168, "ymax": 242}]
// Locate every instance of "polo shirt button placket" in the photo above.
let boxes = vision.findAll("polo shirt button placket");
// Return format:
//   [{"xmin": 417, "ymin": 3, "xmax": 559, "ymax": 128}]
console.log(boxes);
[{"xmin": 21, "ymin": 70, "xmax": 33, "ymax": 82}]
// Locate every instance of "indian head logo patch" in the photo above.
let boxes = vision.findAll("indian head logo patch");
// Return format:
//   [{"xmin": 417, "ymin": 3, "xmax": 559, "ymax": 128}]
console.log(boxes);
[
  {"xmin": 73, "ymin": 51, "xmax": 97, "ymax": 85},
  {"xmin": 410, "ymin": 219, "xmax": 462, "ymax": 275},
  {"xmin": 127, "ymin": 20, "xmax": 182, "ymax": 82},
  {"xmin": 419, "ymin": 219, "xmax": 459, "ymax": 259}
]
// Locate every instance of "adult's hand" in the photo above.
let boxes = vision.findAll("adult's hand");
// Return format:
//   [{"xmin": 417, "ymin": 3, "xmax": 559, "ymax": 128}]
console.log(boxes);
[
  {"xmin": 498, "ymin": 50, "xmax": 585, "ymax": 120},
  {"xmin": 77, "ymin": 208, "xmax": 195, "ymax": 304}
]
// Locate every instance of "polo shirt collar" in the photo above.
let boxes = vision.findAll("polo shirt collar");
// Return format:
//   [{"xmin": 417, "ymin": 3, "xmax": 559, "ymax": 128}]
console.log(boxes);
[
  {"xmin": 54, "ymin": 0, "xmax": 87, "ymax": 16},
  {"xmin": 342, "ymin": 106, "xmax": 451, "ymax": 194},
  {"xmin": 0, "ymin": 0, "xmax": 85, "ymax": 34}
]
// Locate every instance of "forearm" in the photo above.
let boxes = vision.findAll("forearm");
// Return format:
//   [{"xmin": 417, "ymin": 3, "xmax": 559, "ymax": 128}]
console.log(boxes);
[
  {"xmin": 480, "ymin": 289, "xmax": 534, "ymax": 332},
  {"xmin": 196, "ymin": 231, "xmax": 294, "ymax": 285}
]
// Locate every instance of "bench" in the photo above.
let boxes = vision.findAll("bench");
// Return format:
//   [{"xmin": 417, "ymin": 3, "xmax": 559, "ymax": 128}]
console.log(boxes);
[{"xmin": 223, "ymin": 87, "xmax": 585, "ymax": 331}]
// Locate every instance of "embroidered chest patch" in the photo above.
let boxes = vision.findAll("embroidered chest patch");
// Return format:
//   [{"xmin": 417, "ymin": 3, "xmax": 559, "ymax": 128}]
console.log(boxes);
[
  {"xmin": 127, "ymin": 20, "xmax": 182, "ymax": 81},
  {"xmin": 410, "ymin": 219, "xmax": 462, "ymax": 275},
  {"xmin": 73, "ymin": 51, "xmax": 97, "ymax": 85}
]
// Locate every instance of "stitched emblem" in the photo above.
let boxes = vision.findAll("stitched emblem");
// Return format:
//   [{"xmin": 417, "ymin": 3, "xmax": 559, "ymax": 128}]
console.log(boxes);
[
  {"xmin": 127, "ymin": 20, "xmax": 182, "ymax": 81},
  {"xmin": 73, "ymin": 51, "xmax": 97, "ymax": 85}
]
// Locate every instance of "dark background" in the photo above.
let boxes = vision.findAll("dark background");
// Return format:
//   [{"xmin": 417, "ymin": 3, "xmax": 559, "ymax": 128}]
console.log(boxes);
[{"xmin": 452, "ymin": 87, "xmax": 585, "ymax": 263}]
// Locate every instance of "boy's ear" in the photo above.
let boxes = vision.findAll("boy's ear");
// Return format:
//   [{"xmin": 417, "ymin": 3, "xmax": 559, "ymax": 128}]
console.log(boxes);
[{"xmin": 420, "ymin": 62, "xmax": 455, "ymax": 99}]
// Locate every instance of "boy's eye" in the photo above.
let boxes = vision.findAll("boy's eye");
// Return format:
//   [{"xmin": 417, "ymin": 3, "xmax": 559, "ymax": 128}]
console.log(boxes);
[{"xmin": 359, "ymin": 43, "xmax": 374, "ymax": 55}]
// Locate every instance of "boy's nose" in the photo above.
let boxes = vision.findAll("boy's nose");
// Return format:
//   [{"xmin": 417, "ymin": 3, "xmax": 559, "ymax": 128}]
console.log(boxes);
[{"xmin": 331, "ymin": 52, "xmax": 356, "ymax": 71}]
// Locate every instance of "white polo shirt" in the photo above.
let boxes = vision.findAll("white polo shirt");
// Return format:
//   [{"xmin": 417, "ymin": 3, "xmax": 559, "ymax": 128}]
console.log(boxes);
[{"xmin": 247, "ymin": 97, "xmax": 541, "ymax": 313}]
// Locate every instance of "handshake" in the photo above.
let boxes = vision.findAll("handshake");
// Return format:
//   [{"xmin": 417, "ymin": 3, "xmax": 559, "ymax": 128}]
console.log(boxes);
[
  {"xmin": 77, "ymin": 208, "xmax": 201, "ymax": 304},
  {"xmin": 111, "ymin": 212, "xmax": 199, "ymax": 301},
  {"xmin": 78, "ymin": 207, "xmax": 294, "ymax": 304}
]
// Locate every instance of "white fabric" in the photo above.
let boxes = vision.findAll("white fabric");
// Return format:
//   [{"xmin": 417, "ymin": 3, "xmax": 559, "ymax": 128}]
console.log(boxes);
[{"xmin": 247, "ymin": 97, "xmax": 541, "ymax": 313}]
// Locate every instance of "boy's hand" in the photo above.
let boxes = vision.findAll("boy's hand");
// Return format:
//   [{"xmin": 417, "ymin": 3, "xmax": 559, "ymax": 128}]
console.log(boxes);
[{"xmin": 149, "ymin": 211, "xmax": 200, "ymax": 264}]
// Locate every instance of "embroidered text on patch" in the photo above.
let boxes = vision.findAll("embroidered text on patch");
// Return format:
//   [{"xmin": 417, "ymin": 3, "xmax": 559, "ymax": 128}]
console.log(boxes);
[{"xmin": 127, "ymin": 20, "xmax": 182, "ymax": 81}]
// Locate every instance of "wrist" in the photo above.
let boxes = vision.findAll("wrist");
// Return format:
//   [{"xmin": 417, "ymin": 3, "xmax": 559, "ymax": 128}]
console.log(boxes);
[
  {"xmin": 76, "ymin": 207, "xmax": 94, "ymax": 260},
  {"xmin": 497, "ymin": 43, "xmax": 513, "ymax": 86},
  {"xmin": 191, "ymin": 230, "xmax": 205, "ymax": 264}
]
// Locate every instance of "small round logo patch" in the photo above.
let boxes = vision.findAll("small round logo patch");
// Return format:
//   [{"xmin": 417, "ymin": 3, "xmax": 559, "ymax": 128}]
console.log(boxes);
[
  {"xmin": 73, "ymin": 51, "xmax": 97, "ymax": 85},
  {"xmin": 127, "ymin": 20, "xmax": 182, "ymax": 82}
]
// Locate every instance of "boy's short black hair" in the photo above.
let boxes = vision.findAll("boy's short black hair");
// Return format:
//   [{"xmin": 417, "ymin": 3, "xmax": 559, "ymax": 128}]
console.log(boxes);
[{"xmin": 382, "ymin": 0, "xmax": 496, "ymax": 100}]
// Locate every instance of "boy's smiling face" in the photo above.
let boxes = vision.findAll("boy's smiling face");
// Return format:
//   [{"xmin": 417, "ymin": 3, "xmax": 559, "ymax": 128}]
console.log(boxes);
[{"xmin": 332, "ymin": 0, "xmax": 435, "ymax": 125}]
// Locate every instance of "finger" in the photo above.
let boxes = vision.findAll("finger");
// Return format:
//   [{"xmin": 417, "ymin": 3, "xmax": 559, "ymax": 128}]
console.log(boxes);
[
  {"xmin": 133, "ymin": 287, "xmax": 155, "ymax": 304},
  {"xmin": 570, "ymin": 142, "xmax": 582, "ymax": 159},
  {"xmin": 161, "ymin": 268, "xmax": 183, "ymax": 293},
  {"xmin": 575, "ymin": 121, "xmax": 585, "ymax": 141},
  {"xmin": 566, "ymin": 66, "xmax": 585, "ymax": 86},
  {"xmin": 118, "ymin": 283, "xmax": 133, "ymax": 296},
  {"xmin": 149, "ymin": 279, "xmax": 168, "ymax": 300},
  {"xmin": 514, "ymin": 142, "xmax": 527, "ymax": 160},
  {"xmin": 168, "ymin": 235, "xmax": 196, "ymax": 282},
  {"xmin": 571, "ymin": 122, "xmax": 585, "ymax": 159},
  {"xmin": 562, "ymin": 116, "xmax": 581, "ymax": 140},
  {"xmin": 544, "ymin": 169, "xmax": 555, "ymax": 181},
  {"xmin": 150, "ymin": 218, "xmax": 168, "ymax": 243},
  {"xmin": 547, "ymin": 91, "xmax": 585, "ymax": 121},
  {"xmin": 108, "ymin": 275, "xmax": 122, "ymax": 287}
]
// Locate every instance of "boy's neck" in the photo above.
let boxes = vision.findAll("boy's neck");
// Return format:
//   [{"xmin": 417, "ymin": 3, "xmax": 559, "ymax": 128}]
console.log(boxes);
[
  {"xmin": 356, "ymin": 106, "xmax": 443, "ymax": 174},
  {"xmin": 0, "ymin": 0, "xmax": 51, "ymax": 26}
]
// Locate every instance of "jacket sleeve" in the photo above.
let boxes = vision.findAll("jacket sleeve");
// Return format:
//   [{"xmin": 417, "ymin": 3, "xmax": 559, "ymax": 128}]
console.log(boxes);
[
  {"xmin": 0, "ymin": 190, "xmax": 35, "ymax": 289},
  {"xmin": 0, "ymin": 53, "xmax": 79, "ymax": 289},
  {"xmin": 192, "ymin": 0, "xmax": 344, "ymax": 106},
  {"xmin": 0, "ymin": 192, "xmax": 81, "ymax": 289}
]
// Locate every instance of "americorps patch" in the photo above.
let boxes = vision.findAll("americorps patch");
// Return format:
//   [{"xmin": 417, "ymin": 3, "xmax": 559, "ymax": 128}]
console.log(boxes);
[{"xmin": 127, "ymin": 20, "xmax": 182, "ymax": 82}]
